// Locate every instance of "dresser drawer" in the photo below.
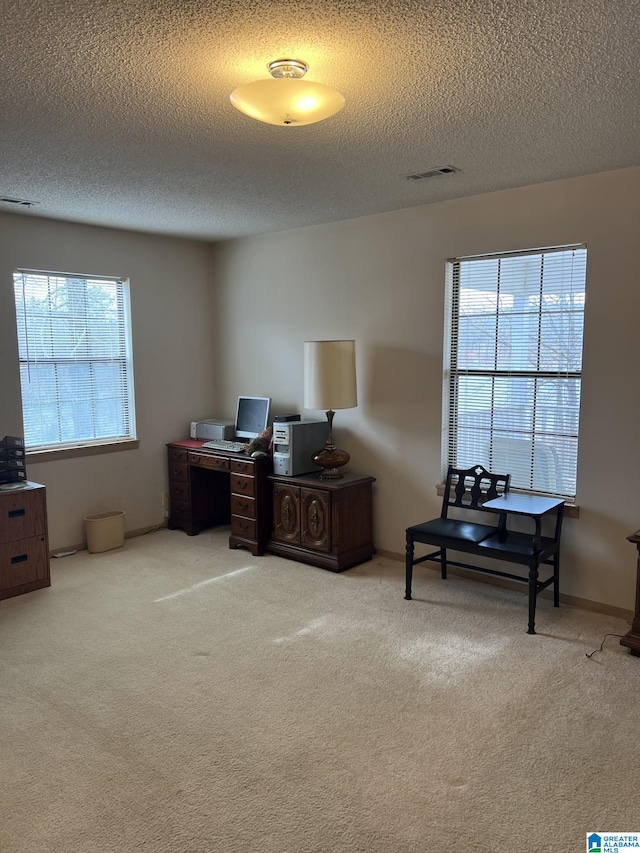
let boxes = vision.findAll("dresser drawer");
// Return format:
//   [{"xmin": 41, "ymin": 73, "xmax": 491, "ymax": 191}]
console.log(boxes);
[
  {"xmin": 0, "ymin": 536, "xmax": 48, "ymax": 589},
  {"xmin": 230, "ymin": 474, "xmax": 255, "ymax": 496},
  {"xmin": 231, "ymin": 515, "xmax": 256, "ymax": 540},
  {"xmin": 231, "ymin": 494, "xmax": 256, "ymax": 519},
  {"xmin": 189, "ymin": 452, "xmax": 230, "ymax": 471}
]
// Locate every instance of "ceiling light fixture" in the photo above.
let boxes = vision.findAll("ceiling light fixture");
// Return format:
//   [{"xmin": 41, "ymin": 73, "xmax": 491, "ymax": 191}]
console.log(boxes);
[{"xmin": 230, "ymin": 59, "xmax": 345, "ymax": 127}]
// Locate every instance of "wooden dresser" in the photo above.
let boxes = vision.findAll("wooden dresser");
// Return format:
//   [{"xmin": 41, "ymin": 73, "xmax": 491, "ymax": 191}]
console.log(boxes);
[
  {"xmin": 0, "ymin": 482, "xmax": 50, "ymax": 600},
  {"xmin": 268, "ymin": 471, "xmax": 375, "ymax": 571}
]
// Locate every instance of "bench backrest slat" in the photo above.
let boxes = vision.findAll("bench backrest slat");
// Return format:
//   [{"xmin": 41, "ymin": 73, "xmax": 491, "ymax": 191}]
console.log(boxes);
[{"xmin": 443, "ymin": 464, "xmax": 511, "ymax": 518}]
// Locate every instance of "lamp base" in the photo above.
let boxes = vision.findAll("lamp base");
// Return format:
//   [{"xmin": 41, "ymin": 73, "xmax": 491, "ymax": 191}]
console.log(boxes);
[{"xmin": 312, "ymin": 444, "xmax": 350, "ymax": 480}]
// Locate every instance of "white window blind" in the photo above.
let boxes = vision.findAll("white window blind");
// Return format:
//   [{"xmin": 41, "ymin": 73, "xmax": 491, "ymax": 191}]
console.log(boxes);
[
  {"xmin": 13, "ymin": 270, "xmax": 136, "ymax": 451},
  {"xmin": 445, "ymin": 245, "xmax": 587, "ymax": 499}
]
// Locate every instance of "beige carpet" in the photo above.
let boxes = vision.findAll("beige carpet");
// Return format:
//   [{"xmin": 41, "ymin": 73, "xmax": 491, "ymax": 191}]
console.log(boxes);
[{"xmin": 0, "ymin": 527, "xmax": 637, "ymax": 853}]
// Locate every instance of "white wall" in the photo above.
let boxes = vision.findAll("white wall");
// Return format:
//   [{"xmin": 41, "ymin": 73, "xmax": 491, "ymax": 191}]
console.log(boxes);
[
  {"xmin": 0, "ymin": 213, "xmax": 216, "ymax": 550},
  {"xmin": 2, "ymin": 169, "xmax": 638, "ymax": 611},
  {"xmin": 211, "ymin": 167, "xmax": 640, "ymax": 612}
]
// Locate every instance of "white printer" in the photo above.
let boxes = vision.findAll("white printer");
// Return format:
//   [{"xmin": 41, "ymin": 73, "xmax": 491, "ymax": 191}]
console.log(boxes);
[{"xmin": 190, "ymin": 419, "xmax": 235, "ymax": 441}]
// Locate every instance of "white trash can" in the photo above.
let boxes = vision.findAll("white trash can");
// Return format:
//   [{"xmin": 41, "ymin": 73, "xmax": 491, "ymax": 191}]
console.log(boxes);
[{"xmin": 84, "ymin": 510, "xmax": 125, "ymax": 553}]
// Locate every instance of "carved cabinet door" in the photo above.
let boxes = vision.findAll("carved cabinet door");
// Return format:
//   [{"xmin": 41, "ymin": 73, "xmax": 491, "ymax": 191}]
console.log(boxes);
[
  {"xmin": 301, "ymin": 488, "xmax": 331, "ymax": 552},
  {"xmin": 273, "ymin": 483, "xmax": 300, "ymax": 544}
]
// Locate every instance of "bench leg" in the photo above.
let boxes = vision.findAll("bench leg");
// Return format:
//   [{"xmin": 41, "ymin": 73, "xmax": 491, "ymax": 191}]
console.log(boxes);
[
  {"xmin": 441, "ymin": 548, "xmax": 447, "ymax": 580},
  {"xmin": 405, "ymin": 532, "xmax": 414, "ymax": 600},
  {"xmin": 553, "ymin": 552, "xmax": 560, "ymax": 607},
  {"xmin": 527, "ymin": 561, "xmax": 539, "ymax": 634}
]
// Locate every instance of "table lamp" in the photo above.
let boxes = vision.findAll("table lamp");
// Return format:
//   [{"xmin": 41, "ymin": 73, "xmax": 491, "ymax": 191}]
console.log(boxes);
[{"xmin": 304, "ymin": 340, "xmax": 357, "ymax": 479}]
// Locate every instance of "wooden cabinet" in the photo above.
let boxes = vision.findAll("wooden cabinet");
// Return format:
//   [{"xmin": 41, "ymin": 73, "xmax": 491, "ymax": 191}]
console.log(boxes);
[
  {"xmin": 167, "ymin": 441, "xmax": 272, "ymax": 556},
  {"xmin": 268, "ymin": 472, "xmax": 375, "ymax": 571},
  {"xmin": 0, "ymin": 482, "xmax": 50, "ymax": 600},
  {"xmin": 621, "ymin": 530, "xmax": 640, "ymax": 656}
]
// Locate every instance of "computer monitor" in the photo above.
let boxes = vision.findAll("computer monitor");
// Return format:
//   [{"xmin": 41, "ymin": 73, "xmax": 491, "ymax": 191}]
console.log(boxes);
[{"xmin": 234, "ymin": 396, "xmax": 271, "ymax": 440}]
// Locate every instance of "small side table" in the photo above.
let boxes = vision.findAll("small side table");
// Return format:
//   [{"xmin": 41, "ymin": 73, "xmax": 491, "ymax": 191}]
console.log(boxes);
[
  {"xmin": 483, "ymin": 492, "xmax": 565, "ymax": 634},
  {"xmin": 620, "ymin": 530, "xmax": 640, "ymax": 657}
]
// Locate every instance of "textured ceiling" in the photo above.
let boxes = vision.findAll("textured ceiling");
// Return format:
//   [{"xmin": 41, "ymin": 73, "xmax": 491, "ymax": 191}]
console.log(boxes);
[{"xmin": 1, "ymin": 0, "xmax": 639, "ymax": 241}]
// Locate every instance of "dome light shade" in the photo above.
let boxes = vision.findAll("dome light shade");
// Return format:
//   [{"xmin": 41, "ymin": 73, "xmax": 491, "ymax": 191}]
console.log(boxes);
[{"xmin": 230, "ymin": 60, "xmax": 345, "ymax": 127}]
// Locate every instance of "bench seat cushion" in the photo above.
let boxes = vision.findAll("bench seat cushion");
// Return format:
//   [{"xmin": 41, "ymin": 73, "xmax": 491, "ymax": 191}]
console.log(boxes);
[{"xmin": 407, "ymin": 517, "xmax": 497, "ymax": 545}]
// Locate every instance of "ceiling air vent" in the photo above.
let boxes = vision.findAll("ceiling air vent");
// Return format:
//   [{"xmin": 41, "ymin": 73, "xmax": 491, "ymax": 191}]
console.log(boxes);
[
  {"xmin": 1, "ymin": 196, "xmax": 39, "ymax": 207},
  {"xmin": 405, "ymin": 166, "xmax": 459, "ymax": 181}
]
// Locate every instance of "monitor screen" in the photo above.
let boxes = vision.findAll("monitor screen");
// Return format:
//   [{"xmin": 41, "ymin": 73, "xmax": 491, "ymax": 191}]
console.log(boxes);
[{"xmin": 235, "ymin": 396, "xmax": 271, "ymax": 440}]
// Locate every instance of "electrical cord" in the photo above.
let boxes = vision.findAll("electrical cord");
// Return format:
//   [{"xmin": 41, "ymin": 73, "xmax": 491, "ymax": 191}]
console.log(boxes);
[{"xmin": 586, "ymin": 621, "xmax": 632, "ymax": 658}]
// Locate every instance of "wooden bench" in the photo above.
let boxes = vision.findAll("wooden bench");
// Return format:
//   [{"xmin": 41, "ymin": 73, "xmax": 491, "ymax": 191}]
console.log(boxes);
[{"xmin": 405, "ymin": 464, "xmax": 565, "ymax": 634}]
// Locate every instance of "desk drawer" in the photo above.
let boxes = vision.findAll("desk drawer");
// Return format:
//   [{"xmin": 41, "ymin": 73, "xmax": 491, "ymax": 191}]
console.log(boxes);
[
  {"xmin": 169, "ymin": 481, "xmax": 190, "ymax": 503},
  {"xmin": 230, "ymin": 474, "xmax": 255, "ymax": 496},
  {"xmin": 231, "ymin": 459, "xmax": 254, "ymax": 475},
  {"xmin": 168, "ymin": 448, "xmax": 188, "ymax": 463},
  {"xmin": 231, "ymin": 515, "xmax": 256, "ymax": 540},
  {"xmin": 169, "ymin": 503, "xmax": 192, "ymax": 525},
  {"xmin": 168, "ymin": 462, "xmax": 189, "ymax": 482},
  {"xmin": 231, "ymin": 494, "xmax": 256, "ymax": 519},
  {"xmin": 189, "ymin": 452, "xmax": 230, "ymax": 471}
]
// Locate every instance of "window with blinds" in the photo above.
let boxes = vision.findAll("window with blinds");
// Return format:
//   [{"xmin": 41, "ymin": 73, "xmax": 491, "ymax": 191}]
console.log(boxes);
[
  {"xmin": 13, "ymin": 270, "xmax": 136, "ymax": 452},
  {"xmin": 444, "ymin": 245, "xmax": 587, "ymax": 499}
]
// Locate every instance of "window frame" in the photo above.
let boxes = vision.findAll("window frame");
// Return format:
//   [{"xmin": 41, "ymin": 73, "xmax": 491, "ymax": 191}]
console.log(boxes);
[
  {"xmin": 443, "ymin": 244, "xmax": 587, "ymax": 502},
  {"xmin": 12, "ymin": 268, "xmax": 138, "ymax": 459}
]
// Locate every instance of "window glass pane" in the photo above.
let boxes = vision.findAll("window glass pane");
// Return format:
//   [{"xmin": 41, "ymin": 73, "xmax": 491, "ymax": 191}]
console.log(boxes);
[
  {"xmin": 539, "ymin": 312, "xmax": 584, "ymax": 371},
  {"xmin": 20, "ymin": 364, "xmax": 61, "ymax": 445},
  {"xmin": 457, "ymin": 315, "xmax": 497, "ymax": 368}
]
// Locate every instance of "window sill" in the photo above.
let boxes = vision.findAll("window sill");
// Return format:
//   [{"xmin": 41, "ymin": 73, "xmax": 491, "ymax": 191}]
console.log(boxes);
[
  {"xmin": 26, "ymin": 440, "xmax": 139, "ymax": 463},
  {"xmin": 435, "ymin": 482, "xmax": 580, "ymax": 518}
]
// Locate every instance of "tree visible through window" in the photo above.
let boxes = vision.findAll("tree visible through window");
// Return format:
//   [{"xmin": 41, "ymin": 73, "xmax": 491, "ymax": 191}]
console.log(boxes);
[
  {"xmin": 13, "ymin": 270, "xmax": 136, "ymax": 451},
  {"xmin": 444, "ymin": 245, "xmax": 587, "ymax": 499}
]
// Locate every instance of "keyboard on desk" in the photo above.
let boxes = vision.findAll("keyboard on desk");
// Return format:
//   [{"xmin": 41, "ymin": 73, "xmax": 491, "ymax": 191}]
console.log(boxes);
[{"xmin": 202, "ymin": 439, "xmax": 248, "ymax": 453}]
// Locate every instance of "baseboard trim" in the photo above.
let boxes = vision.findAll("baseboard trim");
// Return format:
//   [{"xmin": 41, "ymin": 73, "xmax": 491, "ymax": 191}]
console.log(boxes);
[
  {"xmin": 50, "ymin": 522, "xmax": 168, "ymax": 558},
  {"xmin": 376, "ymin": 548, "xmax": 634, "ymax": 622}
]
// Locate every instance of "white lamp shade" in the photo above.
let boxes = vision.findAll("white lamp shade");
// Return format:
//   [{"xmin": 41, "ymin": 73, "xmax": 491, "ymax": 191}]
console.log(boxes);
[
  {"xmin": 230, "ymin": 78, "xmax": 345, "ymax": 127},
  {"xmin": 304, "ymin": 340, "xmax": 357, "ymax": 410}
]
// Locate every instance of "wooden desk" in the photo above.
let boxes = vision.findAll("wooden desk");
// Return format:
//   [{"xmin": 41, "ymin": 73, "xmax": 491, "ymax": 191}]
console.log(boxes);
[
  {"xmin": 621, "ymin": 530, "xmax": 640, "ymax": 656},
  {"xmin": 167, "ymin": 440, "xmax": 272, "ymax": 556}
]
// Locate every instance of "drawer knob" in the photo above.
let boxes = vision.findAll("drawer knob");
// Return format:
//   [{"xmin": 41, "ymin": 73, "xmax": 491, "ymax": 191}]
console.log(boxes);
[
  {"xmin": 11, "ymin": 554, "xmax": 28, "ymax": 564},
  {"xmin": 8, "ymin": 508, "xmax": 26, "ymax": 518}
]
